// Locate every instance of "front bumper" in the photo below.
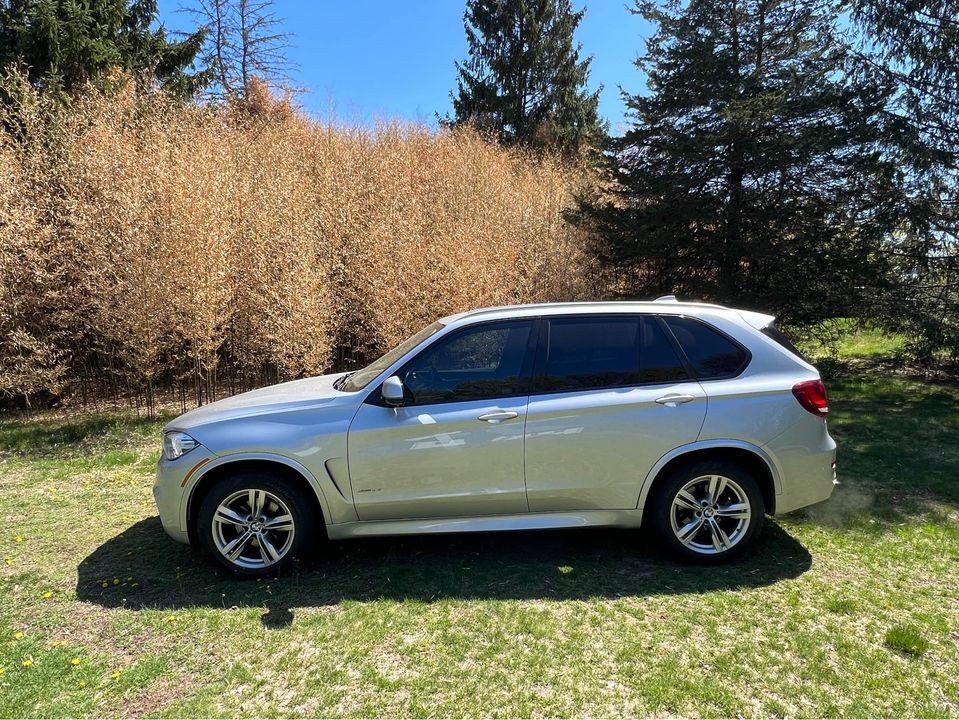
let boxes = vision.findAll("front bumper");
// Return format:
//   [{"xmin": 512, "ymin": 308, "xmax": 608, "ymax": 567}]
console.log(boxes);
[{"xmin": 153, "ymin": 447, "xmax": 217, "ymax": 544}]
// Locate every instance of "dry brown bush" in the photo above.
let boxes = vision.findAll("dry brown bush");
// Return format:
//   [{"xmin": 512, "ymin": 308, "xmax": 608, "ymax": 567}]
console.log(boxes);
[{"xmin": 0, "ymin": 76, "xmax": 596, "ymax": 414}]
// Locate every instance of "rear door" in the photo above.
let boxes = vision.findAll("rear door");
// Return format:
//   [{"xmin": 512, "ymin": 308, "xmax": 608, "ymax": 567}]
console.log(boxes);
[{"xmin": 524, "ymin": 315, "xmax": 707, "ymax": 511}]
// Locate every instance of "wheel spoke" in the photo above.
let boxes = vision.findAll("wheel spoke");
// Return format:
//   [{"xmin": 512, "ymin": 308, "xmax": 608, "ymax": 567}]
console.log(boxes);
[
  {"xmin": 262, "ymin": 514, "xmax": 293, "ymax": 531},
  {"xmin": 258, "ymin": 534, "xmax": 281, "ymax": 564},
  {"xmin": 223, "ymin": 530, "xmax": 253, "ymax": 561},
  {"xmin": 717, "ymin": 522, "xmax": 732, "ymax": 549},
  {"xmin": 708, "ymin": 476, "xmax": 727, "ymax": 504},
  {"xmin": 707, "ymin": 519, "xmax": 723, "ymax": 551},
  {"xmin": 213, "ymin": 506, "xmax": 247, "ymax": 528},
  {"xmin": 707, "ymin": 519, "xmax": 731, "ymax": 551},
  {"xmin": 676, "ymin": 516, "xmax": 705, "ymax": 545},
  {"xmin": 248, "ymin": 489, "xmax": 265, "ymax": 517},
  {"xmin": 715, "ymin": 502, "xmax": 750, "ymax": 519},
  {"xmin": 674, "ymin": 489, "xmax": 700, "ymax": 512}
]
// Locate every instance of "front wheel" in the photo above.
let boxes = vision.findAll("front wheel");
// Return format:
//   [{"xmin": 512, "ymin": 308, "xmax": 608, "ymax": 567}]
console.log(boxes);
[
  {"xmin": 650, "ymin": 460, "xmax": 765, "ymax": 563},
  {"xmin": 196, "ymin": 471, "xmax": 316, "ymax": 577}
]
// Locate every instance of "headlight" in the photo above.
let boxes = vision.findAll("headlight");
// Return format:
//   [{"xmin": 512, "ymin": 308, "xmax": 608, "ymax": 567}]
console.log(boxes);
[{"xmin": 162, "ymin": 431, "xmax": 199, "ymax": 460}]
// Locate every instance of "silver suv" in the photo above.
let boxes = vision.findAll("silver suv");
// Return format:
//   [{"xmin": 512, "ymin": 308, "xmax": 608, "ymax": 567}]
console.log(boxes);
[{"xmin": 154, "ymin": 299, "xmax": 836, "ymax": 576}]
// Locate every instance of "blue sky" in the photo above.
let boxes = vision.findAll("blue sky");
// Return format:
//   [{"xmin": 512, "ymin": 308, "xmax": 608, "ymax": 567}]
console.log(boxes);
[{"xmin": 158, "ymin": 1, "xmax": 652, "ymax": 134}]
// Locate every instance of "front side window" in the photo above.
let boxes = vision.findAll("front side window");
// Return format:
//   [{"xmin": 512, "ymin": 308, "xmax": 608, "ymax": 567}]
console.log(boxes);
[
  {"xmin": 401, "ymin": 320, "xmax": 533, "ymax": 404},
  {"xmin": 662, "ymin": 316, "xmax": 748, "ymax": 379},
  {"xmin": 535, "ymin": 317, "xmax": 641, "ymax": 392}
]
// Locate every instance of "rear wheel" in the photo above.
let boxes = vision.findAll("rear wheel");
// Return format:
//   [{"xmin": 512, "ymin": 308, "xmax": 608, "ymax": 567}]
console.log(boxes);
[
  {"xmin": 196, "ymin": 471, "xmax": 316, "ymax": 577},
  {"xmin": 651, "ymin": 460, "xmax": 765, "ymax": 563}
]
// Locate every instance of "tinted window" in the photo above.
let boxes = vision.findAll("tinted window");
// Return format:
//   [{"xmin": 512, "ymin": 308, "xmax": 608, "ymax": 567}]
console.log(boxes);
[
  {"xmin": 401, "ymin": 321, "xmax": 532, "ymax": 404},
  {"xmin": 640, "ymin": 316, "xmax": 689, "ymax": 383},
  {"xmin": 537, "ymin": 317, "xmax": 641, "ymax": 392},
  {"xmin": 761, "ymin": 324, "xmax": 809, "ymax": 362},
  {"xmin": 662, "ymin": 316, "xmax": 748, "ymax": 378}
]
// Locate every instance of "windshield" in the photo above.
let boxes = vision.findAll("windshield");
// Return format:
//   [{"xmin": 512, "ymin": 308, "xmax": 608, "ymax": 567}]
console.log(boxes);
[{"xmin": 338, "ymin": 321, "xmax": 445, "ymax": 392}]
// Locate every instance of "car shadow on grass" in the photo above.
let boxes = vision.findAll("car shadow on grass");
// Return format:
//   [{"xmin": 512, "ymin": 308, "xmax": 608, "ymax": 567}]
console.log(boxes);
[{"xmin": 76, "ymin": 517, "xmax": 811, "ymax": 627}]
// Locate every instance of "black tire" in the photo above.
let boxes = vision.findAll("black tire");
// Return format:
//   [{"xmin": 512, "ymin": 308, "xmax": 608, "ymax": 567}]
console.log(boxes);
[
  {"xmin": 650, "ymin": 459, "xmax": 765, "ymax": 564},
  {"xmin": 196, "ymin": 470, "xmax": 317, "ymax": 577}
]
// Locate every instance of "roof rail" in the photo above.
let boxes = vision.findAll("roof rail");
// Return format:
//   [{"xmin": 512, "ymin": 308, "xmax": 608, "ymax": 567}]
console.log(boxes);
[{"xmin": 653, "ymin": 295, "xmax": 679, "ymax": 303}]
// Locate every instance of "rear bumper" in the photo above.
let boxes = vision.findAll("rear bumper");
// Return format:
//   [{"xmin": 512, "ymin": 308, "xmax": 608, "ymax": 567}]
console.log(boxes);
[{"xmin": 766, "ymin": 423, "xmax": 837, "ymax": 515}]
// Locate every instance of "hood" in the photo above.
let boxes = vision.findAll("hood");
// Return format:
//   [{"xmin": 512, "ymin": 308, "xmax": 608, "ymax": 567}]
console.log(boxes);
[{"xmin": 166, "ymin": 373, "xmax": 349, "ymax": 431}]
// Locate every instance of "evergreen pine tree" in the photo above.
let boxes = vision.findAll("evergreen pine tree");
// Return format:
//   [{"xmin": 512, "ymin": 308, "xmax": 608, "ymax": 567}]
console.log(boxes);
[
  {"xmin": 852, "ymin": 0, "xmax": 959, "ymax": 358},
  {"xmin": 0, "ymin": 0, "xmax": 207, "ymax": 100},
  {"xmin": 449, "ymin": 0, "xmax": 604, "ymax": 155},
  {"xmin": 582, "ymin": 0, "xmax": 901, "ymax": 324}
]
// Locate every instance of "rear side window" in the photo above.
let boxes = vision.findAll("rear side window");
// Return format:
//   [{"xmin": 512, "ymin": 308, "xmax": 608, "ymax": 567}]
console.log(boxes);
[
  {"xmin": 662, "ymin": 316, "xmax": 748, "ymax": 379},
  {"xmin": 640, "ymin": 316, "xmax": 689, "ymax": 383},
  {"xmin": 761, "ymin": 324, "xmax": 809, "ymax": 362},
  {"xmin": 536, "ymin": 317, "xmax": 641, "ymax": 392}
]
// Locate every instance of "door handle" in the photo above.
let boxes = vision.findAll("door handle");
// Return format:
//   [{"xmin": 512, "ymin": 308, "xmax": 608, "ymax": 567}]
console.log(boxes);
[
  {"xmin": 477, "ymin": 410, "xmax": 519, "ymax": 423},
  {"xmin": 655, "ymin": 394, "xmax": 696, "ymax": 407}
]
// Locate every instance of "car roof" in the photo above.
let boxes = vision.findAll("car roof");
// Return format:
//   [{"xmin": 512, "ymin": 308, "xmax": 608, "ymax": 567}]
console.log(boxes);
[{"xmin": 439, "ymin": 299, "xmax": 774, "ymax": 330}]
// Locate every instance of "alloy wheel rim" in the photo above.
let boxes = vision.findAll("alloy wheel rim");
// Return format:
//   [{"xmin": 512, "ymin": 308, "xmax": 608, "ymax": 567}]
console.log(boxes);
[
  {"xmin": 212, "ymin": 489, "xmax": 295, "ymax": 569},
  {"xmin": 669, "ymin": 474, "xmax": 751, "ymax": 555}
]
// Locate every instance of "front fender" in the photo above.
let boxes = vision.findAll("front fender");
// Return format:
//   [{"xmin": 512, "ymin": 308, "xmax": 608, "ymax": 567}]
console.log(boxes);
[{"xmin": 179, "ymin": 451, "xmax": 357, "ymax": 534}]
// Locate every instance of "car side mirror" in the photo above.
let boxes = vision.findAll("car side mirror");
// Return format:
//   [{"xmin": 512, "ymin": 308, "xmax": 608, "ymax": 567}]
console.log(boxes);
[{"xmin": 381, "ymin": 375, "xmax": 406, "ymax": 406}]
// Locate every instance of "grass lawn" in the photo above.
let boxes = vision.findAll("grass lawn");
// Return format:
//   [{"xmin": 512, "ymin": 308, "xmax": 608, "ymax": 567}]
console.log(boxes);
[
  {"xmin": 1, "ymin": 354, "xmax": 958, "ymax": 716},
  {"xmin": 798, "ymin": 319, "xmax": 908, "ymax": 361}
]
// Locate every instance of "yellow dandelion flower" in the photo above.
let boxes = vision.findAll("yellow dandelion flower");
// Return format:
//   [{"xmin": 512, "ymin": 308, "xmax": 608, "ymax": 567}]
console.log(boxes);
[
  {"xmin": 101, "ymin": 581, "xmax": 108, "ymax": 589},
  {"xmin": 42, "ymin": 591, "xmax": 53, "ymax": 599},
  {"xmin": 111, "ymin": 670, "xmax": 121, "ymax": 680},
  {"xmin": 0, "ymin": 667, "xmax": 6, "ymax": 675},
  {"xmin": 113, "ymin": 578, "xmax": 120, "ymax": 585},
  {"xmin": 71, "ymin": 658, "xmax": 81, "ymax": 667},
  {"xmin": 165, "ymin": 615, "xmax": 177, "ymax": 624},
  {"xmin": 14, "ymin": 536, "xmax": 23, "ymax": 543},
  {"xmin": 78, "ymin": 679, "xmax": 87, "ymax": 688},
  {"xmin": 4, "ymin": 557, "xmax": 11, "ymax": 565},
  {"xmin": 50, "ymin": 640, "xmax": 66, "ymax": 648},
  {"xmin": 14, "ymin": 631, "xmax": 23, "ymax": 640},
  {"xmin": 22, "ymin": 658, "xmax": 33, "ymax": 668}
]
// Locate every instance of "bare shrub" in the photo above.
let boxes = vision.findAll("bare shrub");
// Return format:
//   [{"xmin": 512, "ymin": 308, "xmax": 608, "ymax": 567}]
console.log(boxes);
[{"xmin": 0, "ymin": 79, "xmax": 594, "ymax": 413}]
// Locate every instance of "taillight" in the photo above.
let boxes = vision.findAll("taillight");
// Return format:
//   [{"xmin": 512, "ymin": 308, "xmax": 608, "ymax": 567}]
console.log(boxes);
[{"xmin": 792, "ymin": 379, "xmax": 829, "ymax": 418}]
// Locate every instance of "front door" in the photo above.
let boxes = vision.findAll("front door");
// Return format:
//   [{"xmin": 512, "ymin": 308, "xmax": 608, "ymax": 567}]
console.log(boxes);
[
  {"xmin": 524, "ymin": 315, "xmax": 707, "ymax": 511},
  {"xmin": 348, "ymin": 319, "xmax": 536, "ymax": 521}
]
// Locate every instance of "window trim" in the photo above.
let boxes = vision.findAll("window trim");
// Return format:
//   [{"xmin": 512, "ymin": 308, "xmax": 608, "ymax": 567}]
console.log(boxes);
[
  {"xmin": 658, "ymin": 314, "xmax": 752, "ymax": 381},
  {"xmin": 366, "ymin": 317, "xmax": 541, "ymax": 407},
  {"xmin": 528, "ymin": 313, "xmax": 693, "ymax": 397}
]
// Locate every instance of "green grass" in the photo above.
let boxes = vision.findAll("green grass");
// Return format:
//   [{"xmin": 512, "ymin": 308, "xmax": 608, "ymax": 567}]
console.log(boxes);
[
  {"xmin": 1, "ymin": 343, "xmax": 958, "ymax": 716},
  {"xmin": 798, "ymin": 318, "xmax": 909, "ymax": 361},
  {"xmin": 885, "ymin": 625, "xmax": 931, "ymax": 657}
]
